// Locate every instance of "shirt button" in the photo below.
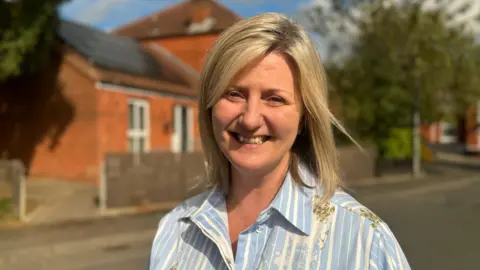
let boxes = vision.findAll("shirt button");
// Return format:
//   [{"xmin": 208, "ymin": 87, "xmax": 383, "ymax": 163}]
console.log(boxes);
[
  {"xmin": 260, "ymin": 212, "xmax": 269, "ymax": 220},
  {"xmin": 256, "ymin": 226, "xmax": 263, "ymax": 233}
]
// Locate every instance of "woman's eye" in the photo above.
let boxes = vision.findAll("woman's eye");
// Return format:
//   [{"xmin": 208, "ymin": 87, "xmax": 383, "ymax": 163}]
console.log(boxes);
[
  {"xmin": 225, "ymin": 90, "xmax": 243, "ymax": 100},
  {"xmin": 268, "ymin": 96, "xmax": 286, "ymax": 105}
]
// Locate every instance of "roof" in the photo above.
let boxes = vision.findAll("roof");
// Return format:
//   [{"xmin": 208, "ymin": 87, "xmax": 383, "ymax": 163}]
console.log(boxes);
[
  {"xmin": 58, "ymin": 20, "xmax": 161, "ymax": 79},
  {"xmin": 63, "ymin": 46, "xmax": 198, "ymax": 98},
  {"xmin": 58, "ymin": 20, "xmax": 199, "ymax": 97},
  {"xmin": 113, "ymin": 0, "xmax": 241, "ymax": 40}
]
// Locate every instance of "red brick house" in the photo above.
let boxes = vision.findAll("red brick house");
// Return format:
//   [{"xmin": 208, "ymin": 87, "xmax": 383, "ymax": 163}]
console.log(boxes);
[
  {"xmin": 421, "ymin": 121, "xmax": 457, "ymax": 145},
  {"xmin": 0, "ymin": 20, "xmax": 202, "ymax": 184},
  {"xmin": 421, "ymin": 103, "xmax": 479, "ymax": 154},
  {"xmin": 113, "ymin": 0, "xmax": 241, "ymax": 72},
  {"xmin": 465, "ymin": 102, "xmax": 480, "ymax": 153}
]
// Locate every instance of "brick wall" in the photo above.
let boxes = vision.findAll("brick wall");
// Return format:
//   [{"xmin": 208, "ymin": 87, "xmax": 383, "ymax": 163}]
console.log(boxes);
[
  {"xmin": 421, "ymin": 123, "xmax": 440, "ymax": 143},
  {"xmin": 96, "ymin": 88, "xmax": 201, "ymax": 155},
  {"xmin": 146, "ymin": 33, "xmax": 220, "ymax": 72},
  {"xmin": 29, "ymin": 55, "xmax": 99, "ymax": 183},
  {"xmin": 466, "ymin": 102, "xmax": 478, "ymax": 151}
]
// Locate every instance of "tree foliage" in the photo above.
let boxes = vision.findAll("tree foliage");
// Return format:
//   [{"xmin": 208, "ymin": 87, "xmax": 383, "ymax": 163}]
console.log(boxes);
[
  {"xmin": 0, "ymin": 0, "xmax": 68, "ymax": 82},
  {"xmin": 325, "ymin": 1, "xmax": 480, "ymax": 156}
]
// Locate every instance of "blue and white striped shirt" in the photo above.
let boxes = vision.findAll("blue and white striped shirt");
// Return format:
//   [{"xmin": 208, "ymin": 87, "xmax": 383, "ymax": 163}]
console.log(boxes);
[{"xmin": 149, "ymin": 169, "xmax": 410, "ymax": 269}]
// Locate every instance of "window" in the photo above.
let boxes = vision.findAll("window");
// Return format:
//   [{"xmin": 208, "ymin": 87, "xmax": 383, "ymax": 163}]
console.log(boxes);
[
  {"xmin": 171, "ymin": 104, "xmax": 194, "ymax": 153},
  {"xmin": 127, "ymin": 99, "xmax": 149, "ymax": 153}
]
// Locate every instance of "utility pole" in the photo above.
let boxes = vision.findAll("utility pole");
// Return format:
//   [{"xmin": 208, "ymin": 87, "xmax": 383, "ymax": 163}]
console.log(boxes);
[
  {"xmin": 409, "ymin": 3, "xmax": 422, "ymax": 178},
  {"xmin": 412, "ymin": 80, "xmax": 422, "ymax": 178}
]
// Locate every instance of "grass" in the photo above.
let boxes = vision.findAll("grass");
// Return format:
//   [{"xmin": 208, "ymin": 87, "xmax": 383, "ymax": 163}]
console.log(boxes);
[{"xmin": 0, "ymin": 197, "xmax": 12, "ymax": 219}]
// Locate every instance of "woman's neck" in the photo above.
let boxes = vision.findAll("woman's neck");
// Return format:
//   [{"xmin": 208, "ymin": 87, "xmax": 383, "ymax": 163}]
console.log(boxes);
[{"xmin": 227, "ymin": 155, "xmax": 290, "ymax": 211}]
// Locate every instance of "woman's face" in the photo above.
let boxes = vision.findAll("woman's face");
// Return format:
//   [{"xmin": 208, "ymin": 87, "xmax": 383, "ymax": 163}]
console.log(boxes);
[{"xmin": 212, "ymin": 52, "xmax": 302, "ymax": 176}]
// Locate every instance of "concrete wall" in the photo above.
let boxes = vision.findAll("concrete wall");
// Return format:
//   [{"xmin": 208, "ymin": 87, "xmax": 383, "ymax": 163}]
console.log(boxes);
[
  {"xmin": 0, "ymin": 160, "xmax": 26, "ymax": 220},
  {"xmin": 101, "ymin": 146, "xmax": 377, "ymax": 210},
  {"xmin": 101, "ymin": 152, "xmax": 206, "ymax": 209}
]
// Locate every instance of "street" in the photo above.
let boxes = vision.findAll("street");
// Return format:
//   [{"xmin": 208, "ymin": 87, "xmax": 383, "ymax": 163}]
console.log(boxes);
[
  {"xmin": 0, "ymin": 213, "xmax": 160, "ymax": 270},
  {"xmin": 0, "ymin": 170, "xmax": 479, "ymax": 269},
  {"xmin": 356, "ymin": 175, "xmax": 480, "ymax": 270}
]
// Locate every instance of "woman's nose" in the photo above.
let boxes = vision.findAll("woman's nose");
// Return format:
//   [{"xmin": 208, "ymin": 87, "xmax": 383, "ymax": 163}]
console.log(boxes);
[{"xmin": 239, "ymin": 98, "xmax": 263, "ymax": 130}]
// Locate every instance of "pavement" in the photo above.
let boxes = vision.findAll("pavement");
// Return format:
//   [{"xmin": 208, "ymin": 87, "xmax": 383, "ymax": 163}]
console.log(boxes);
[
  {"xmin": 0, "ymin": 212, "xmax": 162, "ymax": 270},
  {"xmin": 23, "ymin": 178, "xmax": 98, "ymax": 225}
]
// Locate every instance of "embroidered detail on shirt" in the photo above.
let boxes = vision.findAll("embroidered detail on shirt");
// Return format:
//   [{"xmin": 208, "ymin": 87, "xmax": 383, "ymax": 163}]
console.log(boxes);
[
  {"xmin": 312, "ymin": 196, "xmax": 335, "ymax": 223},
  {"xmin": 359, "ymin": 209, "xmax": 381, "ymax": 228}
]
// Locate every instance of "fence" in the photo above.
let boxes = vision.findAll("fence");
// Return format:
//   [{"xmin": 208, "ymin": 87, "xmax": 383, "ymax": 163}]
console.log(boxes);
[
  {"xmin": 99, "ymin": 152, "xmax": 206, "ymax": 211},
  {"xmin": 100, "ymin": 146, "xmax": 377, "ymax": 211},
  {"xmin": 0, "ymin": 160, "xmax": 26, "ymax": 220}
]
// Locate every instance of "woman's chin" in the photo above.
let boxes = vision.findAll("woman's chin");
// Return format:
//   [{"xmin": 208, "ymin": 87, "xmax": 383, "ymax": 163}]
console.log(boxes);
[{"xmin": 228, "ymin": 155, "xmax": 268, "ymax": 174}]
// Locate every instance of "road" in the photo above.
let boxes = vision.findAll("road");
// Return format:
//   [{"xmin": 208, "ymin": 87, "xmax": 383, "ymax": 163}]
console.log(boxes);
[
  {"xmin": 0, "ymin": 212, "xmax": 161, "ymax": 270},
  {"xmin": 356, "ymin": 175, "xmax": 480, "ymax": 270},
  {"xmin": 0, "ymin": 168, "xmax": 479, "ymax": 269}
]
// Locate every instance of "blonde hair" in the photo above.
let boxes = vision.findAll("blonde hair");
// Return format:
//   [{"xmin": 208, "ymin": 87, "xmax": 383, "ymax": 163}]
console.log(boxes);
[{"xmin": 198, "ymin": 13, "xmax": 350, "ymax": 202}]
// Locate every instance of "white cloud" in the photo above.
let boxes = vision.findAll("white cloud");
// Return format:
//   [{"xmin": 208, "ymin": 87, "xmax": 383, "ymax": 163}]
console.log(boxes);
[{"xmin": 73, "ymin": 0, "xmax": 131, "ymax": 24}]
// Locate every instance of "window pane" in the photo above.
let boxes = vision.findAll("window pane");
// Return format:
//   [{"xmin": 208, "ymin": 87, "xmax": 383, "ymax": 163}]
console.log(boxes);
[
  {"xmin": 128, "ymin": 103, "xmax": 134, "ymax": 130},
  {"xmin": 139, "ymin": 106, "xmax": 144, "ymax": 130}
]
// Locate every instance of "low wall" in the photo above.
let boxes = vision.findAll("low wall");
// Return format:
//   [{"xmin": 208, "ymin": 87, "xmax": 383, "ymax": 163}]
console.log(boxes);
[
  {"xmin": 100, "ymin": 152, "xmax": 206, "ymax": 210},
  {"xmin": 0, "ymin": 160, "xmax": 26, "ymax": 220},
  {"xmin": 338, "ymin": 145, "xmax": 377, "ymax": 183},
  {"xmin": 100, "ymin": 146, "xmax": 377, "ymax": 210}
]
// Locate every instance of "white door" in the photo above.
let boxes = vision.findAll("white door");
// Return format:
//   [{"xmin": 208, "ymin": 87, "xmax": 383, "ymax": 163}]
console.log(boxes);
[
  {"xmin": 127, "ymin": 99, "xmax": 150, "ymax": 153},
  {"xmin": 171, "ymin": 104, "xmax": 194, "ymax": 153}
]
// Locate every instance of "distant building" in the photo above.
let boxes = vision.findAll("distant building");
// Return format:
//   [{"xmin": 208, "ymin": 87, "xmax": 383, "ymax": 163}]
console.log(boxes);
[
  {"xmin": 466, "ymin": 102, "xmax": 480, "ymax": 153},
  {"xmin": 113, "ymin": 0, "xmax": 241, "ymax": 71},
  {"xmin": 23, "ymin": 20, "xmax": 200, "ymax": 184}
]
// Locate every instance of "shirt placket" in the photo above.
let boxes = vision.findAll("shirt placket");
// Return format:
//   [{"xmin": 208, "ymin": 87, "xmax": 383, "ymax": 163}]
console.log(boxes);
[
  {"xmin": 234, "ymin": 208, "xmax": 274, "ymax": 269},
  {"xmin": 191, "ymin": 211, "xmax": 235, "ymax": 270}
]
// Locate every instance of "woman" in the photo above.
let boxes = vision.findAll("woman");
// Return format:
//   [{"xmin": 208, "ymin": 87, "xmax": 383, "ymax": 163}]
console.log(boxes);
[{"xmin": 149, "ymin": 13, "xmax": 410, "ymax": 270}]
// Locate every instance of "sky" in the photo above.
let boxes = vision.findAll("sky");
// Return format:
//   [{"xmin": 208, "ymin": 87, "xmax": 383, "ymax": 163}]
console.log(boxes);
[{"xmin": 59, "ymin": 0, "xmax": 314, "ymax": 32}]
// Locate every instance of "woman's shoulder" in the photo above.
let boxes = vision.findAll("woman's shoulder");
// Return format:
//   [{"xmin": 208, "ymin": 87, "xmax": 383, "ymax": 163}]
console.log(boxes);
[
  {"xmin": 328, "ymin": 190, "xmax": 392, "ymax": 235},
  {"xmin": 309, "ymin": 190, "xmax": 410, "ymax": 269},
  {"xmin": 324, "ymin": 190, "xmax": 406, "ymax": 249}
]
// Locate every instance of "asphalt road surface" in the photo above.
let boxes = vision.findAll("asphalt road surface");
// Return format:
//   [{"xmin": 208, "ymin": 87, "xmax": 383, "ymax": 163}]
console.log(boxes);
[
  {"xmin": 357, "ymin": 175, "xmax": 480, "ymax": 270},
  {"xmin": 0, "ymin": 173, "xmax": 479, "ymax": 270}
]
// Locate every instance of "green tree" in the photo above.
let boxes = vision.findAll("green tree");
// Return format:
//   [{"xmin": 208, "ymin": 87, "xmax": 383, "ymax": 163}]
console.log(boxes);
[
  {"xmin": 0, "ymin": 0, "xmax": 68, "ymax": 82},
  {"xmin": 325, "ymin": 1, "xmax": 480, "ymax": 158}
]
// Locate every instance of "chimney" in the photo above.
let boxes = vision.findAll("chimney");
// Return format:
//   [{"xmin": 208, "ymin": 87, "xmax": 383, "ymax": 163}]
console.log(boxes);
[{"xmin": 190, "ymin": 0, "xmax": 213, "ymax": 24}]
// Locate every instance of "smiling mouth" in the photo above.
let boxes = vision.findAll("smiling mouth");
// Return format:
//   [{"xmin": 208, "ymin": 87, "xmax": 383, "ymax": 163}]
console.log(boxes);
[{"xmin": 229, "ymin": 132, "xmax": 270, "ymax": 145}]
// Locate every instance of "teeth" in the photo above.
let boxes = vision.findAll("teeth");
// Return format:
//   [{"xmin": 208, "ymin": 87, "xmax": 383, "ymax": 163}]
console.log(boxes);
[{"xmin": 237, "ymin": 135, "xmax": 266, "ymax": 144}]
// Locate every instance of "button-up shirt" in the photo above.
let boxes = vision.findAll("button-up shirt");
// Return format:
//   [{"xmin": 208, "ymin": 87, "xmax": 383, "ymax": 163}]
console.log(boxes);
[{"xmin": 148, "ymin": 169, "xmax": 410, "ymax": 269}]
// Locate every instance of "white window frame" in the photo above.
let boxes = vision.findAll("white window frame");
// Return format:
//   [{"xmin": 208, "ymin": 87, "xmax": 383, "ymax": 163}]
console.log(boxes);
[
  {"xmin": 171, "ymin": 104, "xmax": 194, "ymax": 153},
  {"xmin": 127, "ymin": 99, "xmax": 150, "ymax": 153}
]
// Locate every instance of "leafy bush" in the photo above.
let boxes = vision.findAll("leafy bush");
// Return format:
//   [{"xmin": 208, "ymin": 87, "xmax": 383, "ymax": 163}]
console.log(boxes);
[{"xmin": 380, "ymin": 128, "xmax": 413, "ymax": 160}]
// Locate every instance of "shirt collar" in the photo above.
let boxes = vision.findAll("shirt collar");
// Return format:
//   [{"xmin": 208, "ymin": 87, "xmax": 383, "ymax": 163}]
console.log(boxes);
[
  {"xmin": 179, "ymin": 165, "xmax": 319, "ymax": 236},
  {"xmin": 267, "ymin": 167, "xmax": 316, "ymax": 236}
]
